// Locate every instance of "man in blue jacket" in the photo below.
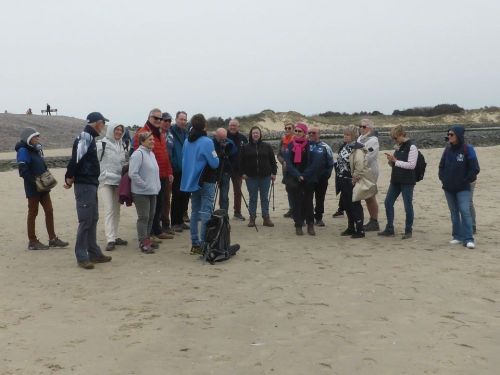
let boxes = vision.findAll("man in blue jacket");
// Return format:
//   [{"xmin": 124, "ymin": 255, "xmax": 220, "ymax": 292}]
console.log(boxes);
[
  {"xmin": 308, "ymin": 127, "xmax": 334, "ymax": 227},
  {"xmin": 65, "ymin": 112, "xmax": 112, "ymax": 269},
  {"xmin": 170, "ymin": 111, "xmax": 190, "ymax": 232},
  {"xmin": 181, "ymin": 114, "xmax": 220, "ymax": 255},
  {"xmin": 438, "ymin": 125, "xmax": 480, "ymax": 249}
]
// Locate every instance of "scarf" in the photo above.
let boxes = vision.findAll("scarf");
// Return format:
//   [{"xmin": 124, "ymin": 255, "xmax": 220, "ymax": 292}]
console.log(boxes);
[
  {"xmin": 292, "ymin": 136, "xmax": 307, "ymax": 164},
  {"xmin": 281, "ymin": 134, "xmax": 293, "ymax": 149}
]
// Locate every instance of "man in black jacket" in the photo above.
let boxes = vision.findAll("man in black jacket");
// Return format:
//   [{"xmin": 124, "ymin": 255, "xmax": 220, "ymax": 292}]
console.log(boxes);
[
  {"xmin": 226, "ymin": 119, "xmax": 248, "ymax": 220},
  {"xmin": 65, "ymin": 112, "xmax": 112, "ymax": 269}
]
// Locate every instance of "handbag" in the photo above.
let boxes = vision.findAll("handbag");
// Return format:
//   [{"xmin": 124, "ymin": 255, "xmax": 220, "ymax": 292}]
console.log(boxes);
[{"xmin": 35, "ymin": 170, "xmax": 58, "ymax": 192}]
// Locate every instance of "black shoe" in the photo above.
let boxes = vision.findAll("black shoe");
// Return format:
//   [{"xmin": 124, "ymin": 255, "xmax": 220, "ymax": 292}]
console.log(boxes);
[
  {"xmin": 284, "ymin": 209, "xmax": 293, "ymax": 218},
  {"xmin": 402, "ymin": 232, "xmax": 412, "ymax": 240},
  {"xmin": 332, "ymin": 210, "xmax": 344, "ymax": 218},
  {"xmin": 183, "ymin": 212, "xmax": 190, "ymax": 223},
  {"xmin": 351, "ymin": 232, "xmax": 365, "ymax": 239},
  {"xmin": 90, "ymin": 255, "xmax": 112, "ymax": 263},
  {"xmin": 48, "ymin": 237, "xmax": 69, "ymax": 248},
  {"xmin": 233, "ymin": 212, "xmax": 246, "ymax": 221},
  {"xmin": 190, "ymin": 245, "xmax": 202, "ymax": 255},
  {"xmin": 181, "ymin": 223, "xmax": 190, "ymax": 230},
  {"xmin": 341, "ymin": 228, "xmax": 356, "ymax": 236},
  {"xmin": 78, "ymin": 261, "xmax": 94, "ymax": 269},
  {"xmin": 173, "ymin": 225, "xmax": 184, "ymax": 233},
  {"xmin": 315, "ymin": 219, "xmax": 325, "ymax": 227},
  {"xmin": 106, "ymin": 242, "xmax": 116, "ymax": 251},
  {"xmin": 377, "ymin": 229, "xmax": 395, "ymax": 237},
  {"xmin": 295, "ymin": 227, "xmax": 304, "ymax": 236},
  {"xmin": 28, "ymin": 240, "xmax": 49, "ymax": 250},
  {"xmin": 114, "ymin": 238, "xmax": 128, "ymax": 246},
  {"xmin": 363, "ymin": 219, "xmax": 380, "ymax": 232}
]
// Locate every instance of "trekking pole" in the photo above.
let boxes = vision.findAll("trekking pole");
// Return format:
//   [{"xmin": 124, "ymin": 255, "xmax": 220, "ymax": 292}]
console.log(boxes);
[
  {"xmin": 268, "ymin": 180, "xmax": 275, "ymax": 211},
  {"xmin": 240, "ymin": 191, "xmax": 258, "ymax": 232},
  {"xmin": 272, "ymin": 180, "xmax": 275, "ymax": 211}
]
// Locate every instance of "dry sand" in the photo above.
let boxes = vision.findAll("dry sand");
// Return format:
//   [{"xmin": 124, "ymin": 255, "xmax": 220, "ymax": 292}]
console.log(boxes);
[{"xmin": 1, "ymin": 146, "xmax": 499, "ymax": 375}]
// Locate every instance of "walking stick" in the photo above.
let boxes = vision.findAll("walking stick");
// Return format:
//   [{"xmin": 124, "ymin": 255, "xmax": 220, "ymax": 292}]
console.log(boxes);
[{"xmin": 268, "ymin": 180, "xmax": 275, "ymax": 211}]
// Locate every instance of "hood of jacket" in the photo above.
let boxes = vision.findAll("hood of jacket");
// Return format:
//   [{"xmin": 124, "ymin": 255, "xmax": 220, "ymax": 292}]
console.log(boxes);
[
  {"xmin": 104, "ymin": 123, "xmax": 125, "ymax": 144},
  {"xmin": 449, "ymin": 125, "xmax": 465, "ymax": 148}
]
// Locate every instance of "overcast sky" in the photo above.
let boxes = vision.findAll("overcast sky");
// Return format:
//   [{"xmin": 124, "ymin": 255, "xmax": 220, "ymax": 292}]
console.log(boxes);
[{"xmin": 1, "ymin": 0, "xmax": 499, "ymax": 124}]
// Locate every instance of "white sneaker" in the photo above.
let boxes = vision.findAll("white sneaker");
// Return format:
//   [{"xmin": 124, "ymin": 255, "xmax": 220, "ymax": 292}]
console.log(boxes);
[
  {"xmin": 449, "ymin": 239, "xmax": 461, "ymax": 245},
  {"xmin": 466, "ymin": 242, "xmax": 475, "ymax": 249}
]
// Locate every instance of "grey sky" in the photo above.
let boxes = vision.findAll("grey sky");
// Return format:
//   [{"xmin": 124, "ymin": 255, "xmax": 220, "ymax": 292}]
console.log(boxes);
[{"xmin": 1, "ymin": 0, "xmax": 499, "ymax": 125}]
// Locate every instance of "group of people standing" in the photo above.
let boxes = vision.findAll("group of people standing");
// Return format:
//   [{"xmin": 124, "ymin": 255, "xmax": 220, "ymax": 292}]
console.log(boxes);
[{"xmin": 15, "ymin": 110, "xmax": 481, "ymax": 269}]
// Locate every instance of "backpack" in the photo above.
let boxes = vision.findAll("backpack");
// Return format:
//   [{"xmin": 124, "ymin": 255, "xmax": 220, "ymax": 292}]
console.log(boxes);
[
  {"xmin": 414, "ymin": 150, "xmax": 427, "ymax": 182},
  {"xmin": 202, "ymin": 209, "xmax": 240, "ymax": 264}
]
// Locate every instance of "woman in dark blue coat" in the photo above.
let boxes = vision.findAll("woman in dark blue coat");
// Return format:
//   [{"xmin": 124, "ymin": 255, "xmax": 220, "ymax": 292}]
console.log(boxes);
[{"xmin": 16, "ymin": 128, "xmax": 68, "ymax": 250}]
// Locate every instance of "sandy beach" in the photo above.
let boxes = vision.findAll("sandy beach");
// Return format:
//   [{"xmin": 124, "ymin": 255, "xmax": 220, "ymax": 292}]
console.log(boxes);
[{"xmin": 1, "ymin": 146, "xmax": 499, "ymax": 375}]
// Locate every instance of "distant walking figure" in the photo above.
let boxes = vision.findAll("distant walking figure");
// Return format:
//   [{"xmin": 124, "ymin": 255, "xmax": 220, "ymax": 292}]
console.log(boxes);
[{"xmin": 46, "ymin": 103, "xmax": 51, "ymax": 116}]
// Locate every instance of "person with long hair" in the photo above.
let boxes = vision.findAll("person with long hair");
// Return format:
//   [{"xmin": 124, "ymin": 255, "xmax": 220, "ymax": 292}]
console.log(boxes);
[{"xmin": 239, "ymin": 126, "xmax": 277, "ymax": 228}]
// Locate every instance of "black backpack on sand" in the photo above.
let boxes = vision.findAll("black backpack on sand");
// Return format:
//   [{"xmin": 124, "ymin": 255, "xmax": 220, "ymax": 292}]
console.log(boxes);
[{"xmin": 202, "ymin": 209, "xmax": 240, "ymax": 264}]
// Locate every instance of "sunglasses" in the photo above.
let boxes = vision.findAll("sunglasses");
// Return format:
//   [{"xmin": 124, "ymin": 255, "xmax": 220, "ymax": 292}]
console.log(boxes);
[
  {"xmin": 308, "ymin": 131, "xmax": 317, "ymax": 135},
  {"xmin": 151, "ymin": 116, "xmax": 162, "ymax": 121},
  {"xmin": 285, "ymin": 127, "xmax": 292, "ymax": 130},
  {"xmin": 161, "ymin": 119, "xmax": 172, "ymax": 122},
  {"xmin": 359, "ymin": 125, "xmax": 367, "ymax": 129},
  {"xmin": 294, "ymin": 129, "xmax": 304, "ymax": 133},
  {"xmin": 447, "ymin": 133, "xmax": 455, "ymax": 137}
]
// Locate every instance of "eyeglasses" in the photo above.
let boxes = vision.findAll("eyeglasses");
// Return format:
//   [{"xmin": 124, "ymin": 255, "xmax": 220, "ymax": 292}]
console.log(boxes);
[
  {"xmin": 294, "ymin": 129, "xmax": 304, "ymax": 133},
  {"xmin": 151, "ymin": 116, "xmax": 162, "ymax": 121},
  {"xmin": 447, "ymin": 133, "xmax": 455, "ymax": 137},
  {"xmin": 285, "ymin": 127, "xmax": 292, "ymax": 130},
  {"xmin": 308, "ymin": 131, "xmax": 317, "ymax": 135},
  {"xmin": 161, "ymin": 119, "xmax": 172, "ymax": 122},
  {"xmin": 359, "ymin": 125, "xmax": 367, "ymax": 129}
]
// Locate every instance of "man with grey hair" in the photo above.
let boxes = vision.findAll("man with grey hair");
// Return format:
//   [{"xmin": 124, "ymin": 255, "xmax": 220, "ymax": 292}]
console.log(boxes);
[
  {"xmin": 226, "ymin": 118, "xmax": 248, "ymax": 220},
  {"xmin": 133, "ymin": 108, "xmax": 174, "ymax": 242},
  {"xmin": 357, "ymin": 118, "xmax": 380, "ymax": 231},
  {"xmin": 64, "ymin": 112, "xmax": 112, "ymax": 269}
]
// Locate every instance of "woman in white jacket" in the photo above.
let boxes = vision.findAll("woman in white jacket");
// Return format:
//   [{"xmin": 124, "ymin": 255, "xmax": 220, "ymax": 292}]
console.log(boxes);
[
  {"xmin": 129, "ymin": 132, "xmax": 161, "ymax": 254},
  {"xmin": 357, "ymin": 119, "xmax": 380, "ymax": 232},
  {"xmin": 97, "ymin": 123, "xmax": 128, "ymax": 251}
]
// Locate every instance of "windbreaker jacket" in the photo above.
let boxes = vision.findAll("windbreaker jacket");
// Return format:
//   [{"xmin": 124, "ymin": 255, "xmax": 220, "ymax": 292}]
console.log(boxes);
[
  {"xmin": 357, "ymin": 133, "xmax": 380, "ymax": 180},
  {"xmin": 170, "ymin": 124, "xmax": 188, "ymax": 173},
  {"xmin": 15, "ymin": 141, "xmax": 48, "ymax": 198},
  {"xmin": 438, "ymin": 125, "xmax": 480, "ymax": 193},
  {"xmin": 309, "ymin": 140, "xmax": 334, "ymax": 179},
  {"xmin": 65, "ymin": 125, "xmax": 101, "ymax": 186},
  {"xmin": 180, "ymin": 135, "xmax": 220, "ymax": 192},
  {"xmin": 97, "ymin": 124, "xmax": 127, "ymax": 186}
]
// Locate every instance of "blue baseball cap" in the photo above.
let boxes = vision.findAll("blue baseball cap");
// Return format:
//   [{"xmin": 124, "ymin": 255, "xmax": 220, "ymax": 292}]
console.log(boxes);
[{"xmin": 86, "ymin": 112, "xmax": 109, "ymax": 123}]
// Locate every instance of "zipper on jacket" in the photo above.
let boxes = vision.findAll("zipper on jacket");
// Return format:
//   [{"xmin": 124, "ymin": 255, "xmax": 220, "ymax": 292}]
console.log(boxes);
[{"xmin": 255, "ymin": 143, "xmax": 260, "ymax": 175}]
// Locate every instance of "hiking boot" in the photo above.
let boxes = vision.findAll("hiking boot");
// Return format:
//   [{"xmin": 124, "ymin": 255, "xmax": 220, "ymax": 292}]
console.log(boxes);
[
  {"xmin": 263, "ymin": 216, "xmax": 274, "ymax": 227},
  {"xmin": 48, "ymin": 237, "xmax": 69, "ymax": 248},
  {"xmin": 78, "ymin": 261, "xmax": 94, "ymax": 269},
  {"xmin": 402, "ymin": 232, "xmax": 412, "ymax": 240},
  {"xmin": 173, "ymin": 225, "xmax": 184, "ymax": 233},
  {"xmin": 140, "ymin": 239, "xmax": 155, "ymax": 253},
  {"xmin": 156, "ymin": 232, "xmax": 174, "ymax": 240},
  {"xmin": 233, "ymin": 212, "xmax": 246, "ymax": 221},
  {"xmin": 181, "ymin": 223, "xmax": 190, "ymax": 230},
  {"xmin": 315, "ymin": 219, "xmax": 325, "ymax": 227},
  {"xmin": 90, "ymin": 254, "xmax": 112, "ymax": 263},
  {"xmin": 332, "ymin": 210, "xmax": 344, "ymax": 218},
  {"xmin": 378, "ymin": 228, "xmax": 395, "ymax": 237},
  {"xmin": 114, "ymin": 238, "xmax": 128, "ymax": 246},
  {"xmin": 183, "ymin": 212, "xmax": 190, "ymax": 223},
  {"xmin": 295, "ymin": 227, "xmax": 304, "ymax": 236},
  {"xmin": 364, "ymin": 219, "xmax": 380, "ymax": 232},
  {"xmin": 163, "ymin": 227, "xmax": 175, "ymax": 235},
  {"xmin": 106, "ymin": 242, "xmax": 116, "ymax": 251},
  {"xmin": 341, "ymin": 228, "xmax": 355, "ymax": 236},
  {"xmin": 248, "ymin": 216, "xmax": 256, "ymax": 227},
  {"xmin": 283, "ymin": 209, "xmax": 293, "ymax": 218},
  {"xmin": 28, "ymin": 240, "xmax": 49, "ymax": 250},
  {"xmin": 307, "ymin": 224, "xmax": 315, "ymax": 236},
  {"xmin": 190, "ymin": 245, "xmax": 202, "ymax": 255},
  {"xmin": 351, "ymin": 232, "xmax": 365, "ymax": 239}
]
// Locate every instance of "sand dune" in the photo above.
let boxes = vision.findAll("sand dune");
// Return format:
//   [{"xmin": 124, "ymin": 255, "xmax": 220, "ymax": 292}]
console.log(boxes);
[{"xmin": 0, "ymin": 146, "xmax": 499, "ymax": 375}]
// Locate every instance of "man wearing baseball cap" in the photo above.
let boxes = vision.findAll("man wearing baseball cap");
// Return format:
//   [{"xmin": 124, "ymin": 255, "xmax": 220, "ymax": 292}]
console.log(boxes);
[{"xmin": 64, "ymin": 112, "xmax": 112, "ymax": 269}]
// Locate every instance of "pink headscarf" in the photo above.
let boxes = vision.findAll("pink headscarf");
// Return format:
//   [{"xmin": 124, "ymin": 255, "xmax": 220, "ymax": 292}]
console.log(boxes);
[{"xmin": 292, "ymin": 123, "xmax": 308, "ymax": 164}]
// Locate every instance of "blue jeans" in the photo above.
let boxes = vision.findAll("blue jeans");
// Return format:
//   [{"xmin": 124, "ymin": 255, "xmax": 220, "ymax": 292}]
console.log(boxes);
[
  {"xmin": 245, "ymin": 176, "xmax": 271, "ymax": 217},
  {"xmin": 219, "ymin": 173, "xmax": 231, "ymax": 211},
  {"xmin": 384, "ymin": 183, "xmax": 414, "ymax": 233},
  {"xmin": 444, "ymin": 190, "xmax": 474, "ymax": 244},
  {"xmin": 190, "ymin": 183, "xmax": 216, "ymax": 246}
]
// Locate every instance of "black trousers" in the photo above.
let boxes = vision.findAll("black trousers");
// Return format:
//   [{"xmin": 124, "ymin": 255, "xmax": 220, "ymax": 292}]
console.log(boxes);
[
  {"xmin": 314, "ymin": 176, "xmax": 329, "ymax": 221},
  {"xmin": 339, "ymin": 179, "xmax": 364, "ymax": 233},
  {"xmin": 291, "ymin": 181, "xmax": 315, "ymax": 227},
  {"xmin": 171, "ymin": 171, "xmax": 191, "ymax": 226},
  {"xmin": 151, "ymin": 178, "xmax": 166, "ymax": 235}
]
